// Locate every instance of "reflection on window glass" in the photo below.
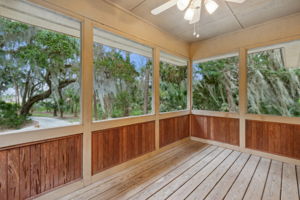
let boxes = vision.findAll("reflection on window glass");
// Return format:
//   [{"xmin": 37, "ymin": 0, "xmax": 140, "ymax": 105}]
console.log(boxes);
[
  {"xmin": 193, "ymin": 56, "xmax": 239, "ymax": 112},
  {"xmin": 93, "ymin": 30, "xmax": 152, "ymax": 120},
  {"xmin": 247, "ymin": 40, "xmax": 300, "ymax": 117},
  {"xmin": 160, "ymin": 54, "xmax": 187, "ymax": 112},
  {"xmin": 0, "ymin": 16, "xmax": 81, "ymax": 134}
]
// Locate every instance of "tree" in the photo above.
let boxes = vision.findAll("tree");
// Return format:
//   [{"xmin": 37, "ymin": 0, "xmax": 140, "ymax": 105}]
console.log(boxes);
[{"xmin": 0, "ymin": 17, "xmax": 80, "ymax": 118}]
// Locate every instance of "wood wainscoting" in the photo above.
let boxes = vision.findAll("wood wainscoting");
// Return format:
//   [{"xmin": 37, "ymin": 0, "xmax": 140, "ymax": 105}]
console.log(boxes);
[
  {"xmin": 159, "ymin": 115, "xmax": 190, "ymax": 148},
  {"xmin": 0, "ymin": 134, "xmax": 82, "ymax": 200},
  {"xmin": 191, "ymin": 115, "xmax": 239, "ymax": 146},
  {"xmin": 246, "ymin": 120, "xmax": 300, "ymax": 160},
  {"xmin": 92, "ymin": 121, "xmax": 155, "ymax": 175}
]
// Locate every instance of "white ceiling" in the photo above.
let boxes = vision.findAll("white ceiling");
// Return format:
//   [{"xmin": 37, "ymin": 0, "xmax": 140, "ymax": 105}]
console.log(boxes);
[{"xmin": 108, "ymin": 0, "xmax": 300, "ymax": 42}]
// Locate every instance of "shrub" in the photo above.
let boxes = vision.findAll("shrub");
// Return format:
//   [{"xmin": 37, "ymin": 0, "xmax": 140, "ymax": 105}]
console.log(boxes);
[{"xmin": 0, "ymin": 101, "xmax": 28, "ymax": 129}]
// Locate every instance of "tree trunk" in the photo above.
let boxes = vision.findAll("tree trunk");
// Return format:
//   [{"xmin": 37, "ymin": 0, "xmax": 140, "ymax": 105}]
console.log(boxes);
[
  {"xmin": 143, "ymin": 67, "xmax": 150, "ymax": 114},
  {"xmin": 20, "ymin": 78, "xmax": 75, "ymax": 116},
  {"xmin": 53, "ymin": 106, "xmax": 57, "ymax": 117}
]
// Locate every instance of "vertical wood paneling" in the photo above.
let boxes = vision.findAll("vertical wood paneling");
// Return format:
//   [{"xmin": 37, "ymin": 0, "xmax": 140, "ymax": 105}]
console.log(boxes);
[
  {"xmin": 0, "ymin": 151, "xmax": 7, "ymax": 200},
  {"xmin": 0, "ymin": 134, "xmax": 82, "ymax": 199},
  {"xmin": 159, "ymin": 115, "xmax": 190, "ymax": 148},
  {"xmin": 246, "ymin": 120, "xmax": 300, "ymax": 160},
  {"xmin": 30, "ymin": 144, "xmax": 41, "ymax": 196},
  {"xmin": 92, "ymin": 121, "xmax": 155, "ymax": 175},
  {"xmin": 191, "ymin": 115, "xmax": 240, "ymax": 146},
  {"xmin": 7, "ymin": 149, "xmax": 19, "ymax": 200},
  {"xmin": 19, "ymin": 146, "xmax": 31, "ymax": 199}
]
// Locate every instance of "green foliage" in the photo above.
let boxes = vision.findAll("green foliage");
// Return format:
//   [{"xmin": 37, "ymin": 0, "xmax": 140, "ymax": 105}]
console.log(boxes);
[
  {"xmin": 247, "ymin": 49, "xmax": 300, "ymax": 117},
  {"xmin": 193, "ymin": 57, "xmax": 239, "ymax": 112},
  {"xmin": 0, "ymin": 101, "xmax": 28, "ymax": 129},
  {"xmin": 160, "ymin": 62, "xmax": 187, "ymax": 112},
  {"xmin": 0, "ymin": 16, "xmax": 81, "ymax": 125}
]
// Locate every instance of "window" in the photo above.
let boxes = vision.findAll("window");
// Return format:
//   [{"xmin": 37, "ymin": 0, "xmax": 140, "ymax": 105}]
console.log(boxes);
[
  {"xmin": 193, "ymin": 54, "xmax": 239, "ymax": 112},
  {"xmin": 0, "ymin": 2, "xmax": 81, "ymax": 134},
  {"xmin": 160, "ymin": 52, "xmax": 188, "ymax": 112},
  {"xmin": 247, "ymin": 40, "xmax": 300, "ymax": 117},
  {"xmin": 93, "ymin": 28, "xmax": 153, "ymax": 121}
]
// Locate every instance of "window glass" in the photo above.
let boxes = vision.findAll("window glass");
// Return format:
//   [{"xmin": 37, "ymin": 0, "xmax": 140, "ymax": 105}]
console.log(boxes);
[
  {"xmin": 93, "ymin": 28, "xmax": 153, "ymax": 120},
  {"xmin": 247, "ymin": 40, "xmax": 300, "ymax": 117},
  {"xmin": 160, "ymin": 52, "xmax": 188, "ymax": 112},
  {"xmin": 193, "ymin": 55, "xmax": 239, "ymax": 112},
  {"xmin": 0, "ymin": 2, "xmax": 81, "ymax": 134}
]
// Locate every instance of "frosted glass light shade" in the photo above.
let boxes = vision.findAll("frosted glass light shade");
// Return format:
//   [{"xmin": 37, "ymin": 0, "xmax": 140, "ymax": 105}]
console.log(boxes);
[
  {"xmin": 177, "ymin": 0, "xmax": 190, "ymax": 11},
  {"xmin": 204, "ymin": 0, "xmax": 219, "ymax": 14}
]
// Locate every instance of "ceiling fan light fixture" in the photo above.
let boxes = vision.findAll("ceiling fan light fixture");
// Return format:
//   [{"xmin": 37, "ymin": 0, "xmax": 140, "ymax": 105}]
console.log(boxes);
[
  {"xmin": 204, "ymin": 0, "xmax": 219, "ymax": 14},
  {"xmin": 177, "ymin": 0, "xmax": 190, "ymax": 11},
  {"xmin": 184, "ymin": 7, "xmax": 195, "ymax": 21}
]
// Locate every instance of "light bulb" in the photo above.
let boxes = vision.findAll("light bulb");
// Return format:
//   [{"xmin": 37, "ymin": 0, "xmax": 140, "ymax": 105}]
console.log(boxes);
[
  {"xmin": 196, "ymin": 34, "xmax": 200, "ymax": 38},
  {"xmin": 193, "ymin": 31, "xmax": 196, "ymax": 36},
  {"xmin": 204, "ymin": 0, "xmax": 219, "ymax": 14},
  {"xmin": 177, "ymin": 0, "xmax": 190, "ymax": 11},
  {"xmin": 184, "ymin": 8, "xmax": 195, "ymax": 21}
]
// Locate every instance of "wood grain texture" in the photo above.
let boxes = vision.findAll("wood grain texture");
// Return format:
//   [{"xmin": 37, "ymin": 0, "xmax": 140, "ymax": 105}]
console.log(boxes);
[
  {"xmin": 159, "ymin": 115, "xmax": 190, "ymax": 148},
  {"xmin": 191, "ymin": 115, "xmax": 239, "ymax": 146},
  {"xmin": 92, "ymin": 121, "xmax": 155, "ymax": 175},
  {"xmin": 246, "ymin": 120, "xmax": 300, "ymax": 159},
  {"xmin": 0, "ymin": 134, "xmax": 82, "ymax": 200}
]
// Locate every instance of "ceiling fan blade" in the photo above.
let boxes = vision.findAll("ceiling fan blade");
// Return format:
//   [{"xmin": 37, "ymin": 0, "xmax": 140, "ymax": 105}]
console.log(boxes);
[
  {"xmin": 151, "ymin": 0, "xmax": 178, "ymax": 15},
  {"xmin": 225, "ymin": 0, "xmax": 246, "ymax": 3}
]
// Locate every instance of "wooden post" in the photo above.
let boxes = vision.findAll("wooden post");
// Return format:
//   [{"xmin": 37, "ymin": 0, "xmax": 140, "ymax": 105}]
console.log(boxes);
[
  {"xmin": 153, "ymin": 48, "xmax": 160, "ymax": 150},
  {"xmin": 81, "ymin": 19, "xmax": 94, "ymax": 185},
  {"xmin": 239, "ymin": 48, "xmax": 247, "ymax": 148}
]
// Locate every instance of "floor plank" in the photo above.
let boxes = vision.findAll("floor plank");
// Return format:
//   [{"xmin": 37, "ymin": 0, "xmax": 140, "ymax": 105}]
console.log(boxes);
[
  {"xmin": 167, "ymin": 149, "xmax": 232, "ymax": 200},
  {"xmin": 243, "ymin": 158, "xmax": 271, "ymax": 200},
  {"xmin": 281, "ymin": 163, "xmax": 299, "ymax": 200},
  {"xmin": 262, "ymin": 160, "xmax": 282, "ymax": 200},
  {"xmin": 125, "ymin": 146, "xmax": 218, "ymax": 200},
  {"xmin": 205, "ymin": 153, "xmax": 250, "ymax": 200},
  {"xmin": 186, "ymin": 151, "xmax": 241, "ymax": 200},
  {"xmin": 224, "ymin": 155, "xmax": 260, "ymax": 200},
  {"xmin": 60, "ymin": 141, "xmax": 197, "ymax": 200},
  {"xmin": 90, "ymin": 143, "xmax": 205, "ymax": 200},
  {"xmin": 147, "ymin": 147, "xmax": 224, "ymax": 200},
  {"xmin": 60, "ymin": 142, "xmax": 300, "ymax": 200}
]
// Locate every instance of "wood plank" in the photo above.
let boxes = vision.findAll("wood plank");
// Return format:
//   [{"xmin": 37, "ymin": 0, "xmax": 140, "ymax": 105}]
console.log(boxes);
[
  {"xmin": 205, "ymin": 153, "xmax": 250, "ymax": 200},
  {"xmin": 30, "ymin": 144, "xmax": 41, "ymax": 196},
  {"xmin": 90, "ymin": 143, "xmax": 204, "ymax": 200},
  {"xmin": 74, "ymin": 134, "xmax": 82, "ymax": 179},
  {"xmin": 281, "ymin": 163, "xmax": 299, "ymax": 200},
  {"xmin": 148, "ymin": 147, "xmax": 224, "ymax": 200},
  {"xmin": 166, "ymin": 149, "xmax": 232, "ymax": 200},
  {"xmin": 262, "ymin": 160, "xmax": 282, "ymax": 200},
  {"xmin": 0, "ymin": 151, "xmax": 7, "ymax": 200},
  {"xmin": 224, "ymin": 155, "xmax": 260, "ymax": 200},
  {"xmin": 7, "ymin": 149, "xmax": 19, "ymax": 200},
  {"xmin": 41, "ymin": 142, "xmax": 51, "ymax": 193},
  {"xmin": 186, "ymin": 151, "xmax": 241, "ymax": 200},
  {"xmin": 123, "ymin": 146, "xmax": 217, "ymax": 200},
  {"xmin": 243, "ymin": 158, "xmax": 271, "ymax": 200},
  {"xmin": 50, "ymin": 140, "xmax": 59, "ymax": 188},
  {"xmin": 67, "ymin": 136, "xmax": 75, "ymax": 182},
  {"xmin": 62, "ymin": 141, "xmax": 196, "ymax": 200},
  {"xmin": 192, "ymin": 115, "xmax": 239, "ymax": 146},
  {"xmin": 58, "ymin": 138, "xmax": 68, "ymax": 185},
  {"xmin": 19, "ymin": 146, "xmax": 31, "ymax": 199}
]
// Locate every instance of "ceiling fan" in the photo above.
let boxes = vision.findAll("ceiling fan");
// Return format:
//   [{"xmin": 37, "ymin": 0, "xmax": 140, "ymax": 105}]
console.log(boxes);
[{"xmin": 151, "ymin": 0, "xmax": 246, "ymax": 38}]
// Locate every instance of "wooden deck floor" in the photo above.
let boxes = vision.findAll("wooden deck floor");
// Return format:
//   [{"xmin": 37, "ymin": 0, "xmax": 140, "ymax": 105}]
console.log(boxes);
[{"xmin": 60, "ymin": 141, "xmax": 300, "ymax": 200}]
